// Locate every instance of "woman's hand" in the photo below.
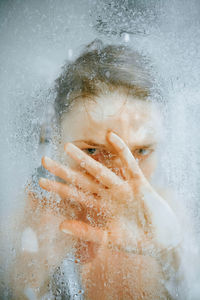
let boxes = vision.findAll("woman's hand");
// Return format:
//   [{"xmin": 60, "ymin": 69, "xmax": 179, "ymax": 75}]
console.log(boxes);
[{"xmin": 39, "ymin": 132, "xmax": 181, "ymax": 255}]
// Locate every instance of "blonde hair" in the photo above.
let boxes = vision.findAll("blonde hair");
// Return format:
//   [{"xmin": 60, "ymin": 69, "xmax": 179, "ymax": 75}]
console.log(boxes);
[{"xmin": 54, "ymin": 39, "xmax": 153, "ymax": 120}]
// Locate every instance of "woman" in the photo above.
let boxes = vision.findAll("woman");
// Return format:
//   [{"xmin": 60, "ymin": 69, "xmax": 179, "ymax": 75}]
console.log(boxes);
[{"xmin": 12, "ymin": 40, "xmax": 182, "ymax": 299}]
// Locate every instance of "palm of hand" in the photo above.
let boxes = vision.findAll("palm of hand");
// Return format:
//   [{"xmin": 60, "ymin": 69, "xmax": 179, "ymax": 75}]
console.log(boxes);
[{"xmin": 40, "ymin": 133, "xmax": 179, "ymax": 270}]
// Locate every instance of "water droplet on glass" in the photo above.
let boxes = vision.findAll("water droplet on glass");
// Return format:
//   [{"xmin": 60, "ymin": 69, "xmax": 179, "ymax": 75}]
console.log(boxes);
[
  {"xmin": 105, "ymin": 71, "xmax": 110, "ymax": 78},
  {"xmin": 125, "ymin": 33, "xmax": 130, "ymax": 42},
  {"xmin": 80, "ymin": 161, "xmax": 86, "ymax": 168}
]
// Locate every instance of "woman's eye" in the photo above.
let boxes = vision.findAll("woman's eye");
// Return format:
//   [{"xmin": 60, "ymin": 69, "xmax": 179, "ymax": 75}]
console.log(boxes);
[
  {"xmin": 134, "ymin": 148, "xmax": 152, "ymax": 157},
  {"xmin": 84, "ymin": 148, "xmax": 98, "ymax": 155}
]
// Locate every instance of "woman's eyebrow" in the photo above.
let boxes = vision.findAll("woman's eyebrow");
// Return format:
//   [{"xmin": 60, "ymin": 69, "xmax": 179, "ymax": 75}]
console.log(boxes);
[
  {"xmin": 133, "ymin": 143, "xmax": 156, "ymax": 149},
  {"xmin": 73, "ymin": 140, "xmax": 105, "ymax": 147}
]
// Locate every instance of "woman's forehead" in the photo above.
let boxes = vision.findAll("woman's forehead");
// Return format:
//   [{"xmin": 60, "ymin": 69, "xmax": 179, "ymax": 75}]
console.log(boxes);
[{"xmin": 61, "ymin": 92, "xmax": 161, "ymax": 145}]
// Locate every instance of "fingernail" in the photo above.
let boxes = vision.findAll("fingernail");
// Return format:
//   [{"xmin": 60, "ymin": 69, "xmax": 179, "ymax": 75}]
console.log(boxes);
[
  {"xmin": 39, "ymin": 177, "xmax": 46, "ymax": 184},
  {"xmin": 61, "ymin": 228, "xmax": 73, "ymax": 235},
  {"xmin": 64, "ymin": 143, "xmax": 76, "ymax": 153},
  {"xmin": 39, "ymin": 178, "xmax": 48, "ymax": 189},
  {"xmin": 109, "ymin": 132, "xmax": 124, "ymax": 150},
  {"xmin": 43, "ymin": 156, "xmax": 52, "ymax": 165}
]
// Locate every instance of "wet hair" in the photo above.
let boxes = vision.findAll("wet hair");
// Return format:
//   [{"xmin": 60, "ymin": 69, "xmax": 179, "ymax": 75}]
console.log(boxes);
[{"xmin": 54, "ymin": 39, "xmax": 153, "ymax": 121}]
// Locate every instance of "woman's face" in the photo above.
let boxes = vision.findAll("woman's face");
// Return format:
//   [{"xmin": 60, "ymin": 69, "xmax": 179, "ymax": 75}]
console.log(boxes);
[{"xmin": 60, "ymin": 90, "xmax": 162, "ymax": 180}]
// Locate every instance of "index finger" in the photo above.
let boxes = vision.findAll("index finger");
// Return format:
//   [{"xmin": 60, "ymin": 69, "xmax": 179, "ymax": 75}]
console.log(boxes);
[{"xmin": 107, "ymin": 132, "xmax": 144, "ymax": 181}]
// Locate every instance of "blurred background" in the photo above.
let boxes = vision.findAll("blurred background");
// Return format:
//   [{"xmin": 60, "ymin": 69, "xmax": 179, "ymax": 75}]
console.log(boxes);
[{"xmin": 0, "ymin": 0, "xmax": 200, "ymax": 298}]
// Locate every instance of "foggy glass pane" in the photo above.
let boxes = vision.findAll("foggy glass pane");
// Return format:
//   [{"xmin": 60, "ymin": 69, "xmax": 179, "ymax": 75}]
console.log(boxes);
[{"xmin": 1, "ymin": 0, "xmax": 200, "ymax": 299}]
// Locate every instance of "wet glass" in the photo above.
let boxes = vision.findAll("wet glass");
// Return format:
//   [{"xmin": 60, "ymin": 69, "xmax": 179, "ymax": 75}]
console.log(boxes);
[{"xmin": 1, "ymin": 1, "xmax": 200, "ymax": 299}]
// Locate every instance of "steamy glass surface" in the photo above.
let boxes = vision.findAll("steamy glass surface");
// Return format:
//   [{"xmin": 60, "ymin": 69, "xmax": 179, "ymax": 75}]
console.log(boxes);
[{"xmin": 1, "ymin": 0, "xmax": 200, "ymax": 299}]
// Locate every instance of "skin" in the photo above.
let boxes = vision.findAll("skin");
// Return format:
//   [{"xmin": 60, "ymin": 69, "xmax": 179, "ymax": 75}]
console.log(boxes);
[
  {"xmin": 38, "ymin": 90, "xmax": 180, "ymax": 299},
  {"xmin": 12, "ymin": 90, "xmax": 180, "ymax": 299}
]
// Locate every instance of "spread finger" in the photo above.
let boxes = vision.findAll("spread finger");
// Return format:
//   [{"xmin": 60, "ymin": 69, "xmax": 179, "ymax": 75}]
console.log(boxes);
[
  {"xmin": 39, "ymin": 178, "xmax": 106, "ymax": 212},
  {"xmin": 60, "ymin": 220, "xmax": 107, "ymax": 245},
  {"xmin": 107, "ymin": 132, "xmax": 144, "ymax": 181},
  {"xmin": 42, "ymin": 156, "xmax": 100, "ymax": 194}
]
